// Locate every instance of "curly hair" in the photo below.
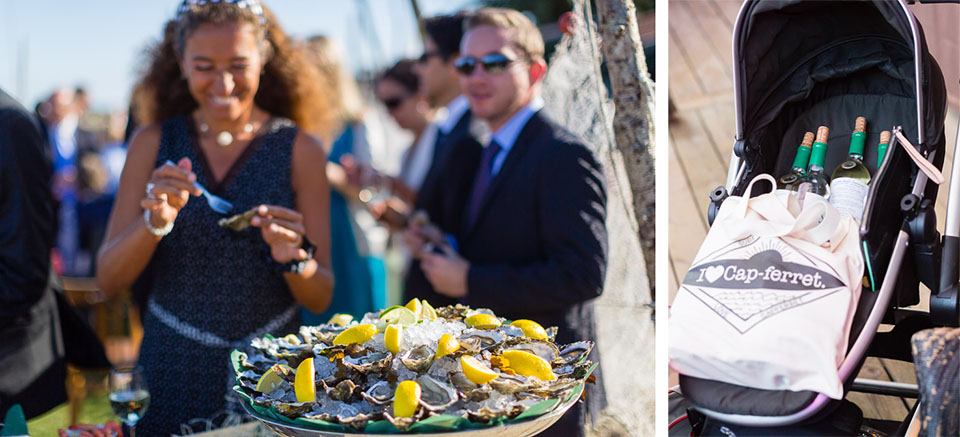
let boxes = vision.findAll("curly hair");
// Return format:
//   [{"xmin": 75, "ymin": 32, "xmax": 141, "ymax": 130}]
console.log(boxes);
[{"xmin": 132, "ymin": 2, "xmax": 335, "ymax": 139}]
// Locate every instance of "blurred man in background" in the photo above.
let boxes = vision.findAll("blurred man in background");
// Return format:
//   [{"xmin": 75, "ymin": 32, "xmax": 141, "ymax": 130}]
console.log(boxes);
[
  {"xmin": 0, "ymin": 87, "xmax": 66, "ymax": 419},
  {"xmin": 404, "ymin": 12, "xmax": 482, "ymax": 308},
  {"xmin": 38, "ymin": 87, "xmax": 102, "ymax": 276}
]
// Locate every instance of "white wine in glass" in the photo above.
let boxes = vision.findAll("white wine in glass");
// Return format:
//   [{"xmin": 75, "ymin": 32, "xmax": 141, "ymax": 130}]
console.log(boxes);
[{"xmin": 109, "ymin": 366, "xmax": 150, "ymax": 437}]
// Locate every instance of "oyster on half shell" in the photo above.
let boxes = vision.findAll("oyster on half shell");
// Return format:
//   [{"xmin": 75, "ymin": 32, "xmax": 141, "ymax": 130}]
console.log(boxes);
[
  {"xmin": 416, "ymin": 375, "xmax": 457, "ymax": 411},
  {"xmin": 361, "ymin": 380, "xmax": 394, "ymax": 405},
  {"xmin": 398, "ymin": 345, "xmax": 435, "ymax": 373},
  {"xmin": 555, "ymin": 341, "xmax": 594, "ymax": 365}
]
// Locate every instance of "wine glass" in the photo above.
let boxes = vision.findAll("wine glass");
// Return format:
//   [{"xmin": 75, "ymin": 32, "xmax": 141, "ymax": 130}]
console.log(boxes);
[{"xmin": 109, "ymin": 366, "xmax": 150, "ymax": 437}]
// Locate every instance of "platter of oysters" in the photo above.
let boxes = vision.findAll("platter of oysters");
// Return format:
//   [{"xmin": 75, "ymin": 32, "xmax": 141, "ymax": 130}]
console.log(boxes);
[{"xmin": 232, "ymin": 300, "xmax": 597, "ymax": 435}]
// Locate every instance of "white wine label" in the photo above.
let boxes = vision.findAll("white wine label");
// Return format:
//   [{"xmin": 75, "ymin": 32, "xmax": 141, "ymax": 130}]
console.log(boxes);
[{"xmin": 829, "ymin": 177, "xmax": 868, "ymax": 221}]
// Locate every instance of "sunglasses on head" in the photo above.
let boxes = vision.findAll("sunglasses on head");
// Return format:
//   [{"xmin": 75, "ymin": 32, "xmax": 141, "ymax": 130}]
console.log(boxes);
[
  {"xmin": 381, "ymin": 95, "xmax": 409, "ymax": 110},
  {"xmin": 417, "ymin": 50, "xmax": 446, "ymax": 64},
  {"xmin": 453, "ymin": 53, "xmax": 518, "ymax": 76}
]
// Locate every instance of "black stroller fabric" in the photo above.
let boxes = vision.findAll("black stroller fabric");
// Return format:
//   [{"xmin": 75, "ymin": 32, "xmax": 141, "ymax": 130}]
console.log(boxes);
[
  {"xmin": 682, "ymin": 0, "xmax": 948, "ymax": 421},
  {"xmin": 730, "ymin": 0, "xmax": 947, "ymax": 334}
]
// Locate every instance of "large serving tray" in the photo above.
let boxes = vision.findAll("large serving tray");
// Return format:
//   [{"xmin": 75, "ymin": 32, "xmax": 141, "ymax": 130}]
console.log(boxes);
[{"xmin": 239, "ymin": 383, "xmax": 582, "ymax": 437}]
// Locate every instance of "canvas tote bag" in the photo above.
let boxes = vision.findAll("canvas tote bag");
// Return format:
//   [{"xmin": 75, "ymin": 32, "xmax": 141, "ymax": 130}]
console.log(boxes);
[{"xmin": 669, "ymin": 174, "xmax": 863, "ymax": 399}]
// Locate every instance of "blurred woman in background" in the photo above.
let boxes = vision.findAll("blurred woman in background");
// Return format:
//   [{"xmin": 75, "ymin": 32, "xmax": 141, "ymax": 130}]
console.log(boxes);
[{"xmin": 375, "ymin": 59, "xmax": 437, "ymax": 208}]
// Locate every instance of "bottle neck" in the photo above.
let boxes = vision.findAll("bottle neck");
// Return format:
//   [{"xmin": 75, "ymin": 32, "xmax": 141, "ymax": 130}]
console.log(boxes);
[
  {"xmin": 877, "ymin": 142, "xmax": 889, "ymax": 170},
  {"xmin": 848, "ymin": 131, "xmax": 866, "ymax": 156},
  {"xmin": 809, "ymin": 141, "xmax": 828, "ymax": 169},
  {"xmin": 792, "ymin": 146, "xmax": 812, "ymax": 172}
]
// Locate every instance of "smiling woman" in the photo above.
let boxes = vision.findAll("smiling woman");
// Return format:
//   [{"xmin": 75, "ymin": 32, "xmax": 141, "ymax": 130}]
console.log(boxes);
[{"xmin": 93, "ymin": 0, "xmax": 337, "ymax": 434}]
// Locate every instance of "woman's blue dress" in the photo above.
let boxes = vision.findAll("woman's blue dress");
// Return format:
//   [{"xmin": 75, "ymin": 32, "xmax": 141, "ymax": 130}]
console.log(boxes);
[{"xmin": 300, "ymin": 123, "xmax": 377, "ymax": 325}]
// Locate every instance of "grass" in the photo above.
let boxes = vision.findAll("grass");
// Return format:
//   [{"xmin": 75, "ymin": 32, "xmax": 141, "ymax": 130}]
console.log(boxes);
[{"xmin": 26, "ymin": 390, "xmax": 116, "ymax": 435}]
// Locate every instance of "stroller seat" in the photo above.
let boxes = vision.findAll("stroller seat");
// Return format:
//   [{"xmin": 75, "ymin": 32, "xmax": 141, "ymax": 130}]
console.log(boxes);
[{"xmin": 679, "ymin": 376, "xmax": 818, "ymax": 420}]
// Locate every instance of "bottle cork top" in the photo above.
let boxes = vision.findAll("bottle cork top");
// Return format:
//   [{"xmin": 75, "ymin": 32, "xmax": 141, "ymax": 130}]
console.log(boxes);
[
  {"xmin": 880, "ymin": 130, "xmax": 891, "ymax": 144},
  {"xmin": 800, "ymin": 132, "xmax": 815, "ymax": 148},
  {"xmin": 854, "ymin": 117, "xmax": 866, "ymax": 133},
  {"xmin": 816, "ymin": 126, "xmax": 830, "ymax": 143}
]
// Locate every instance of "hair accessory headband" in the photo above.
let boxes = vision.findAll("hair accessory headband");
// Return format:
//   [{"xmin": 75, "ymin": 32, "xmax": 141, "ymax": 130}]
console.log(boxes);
[{"xmin": 177, "ymin": 0, "xmax": 266, "ymax": 26}]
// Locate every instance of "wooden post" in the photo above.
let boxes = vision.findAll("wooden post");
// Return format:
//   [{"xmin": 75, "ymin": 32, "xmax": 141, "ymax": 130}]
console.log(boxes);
[{"xmin": 594, "ymin": 0, "xmax": 656, "ymax": 296}]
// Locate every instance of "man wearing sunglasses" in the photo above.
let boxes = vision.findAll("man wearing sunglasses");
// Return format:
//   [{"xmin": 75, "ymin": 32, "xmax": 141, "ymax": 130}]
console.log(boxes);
[
  {"xmin": 404, "ymin": 12, "xmax": 481, "ymax": 309},
  {"xmin": 415, "ymin": 8, "xmax": 607, "ymax": 436}
]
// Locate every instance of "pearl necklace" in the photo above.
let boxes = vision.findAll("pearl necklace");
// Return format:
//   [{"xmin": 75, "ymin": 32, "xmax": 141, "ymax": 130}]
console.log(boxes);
[{"xmin": 199, "ymin": 122, "xmax": 254, "ymax": 147}]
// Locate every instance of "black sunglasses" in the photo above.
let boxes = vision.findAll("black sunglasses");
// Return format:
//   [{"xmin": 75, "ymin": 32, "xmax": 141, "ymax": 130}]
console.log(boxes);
[
  {"xmin": 453, "ymin": 53, "xmax": 517, "ymax": 76},
  {"xmin": 417, "ymin": 50, "xmax": 446, "ymax": 64},
  {"xmin": 381, "ymin": 95, "xmax": 409, "ymax": 110}
]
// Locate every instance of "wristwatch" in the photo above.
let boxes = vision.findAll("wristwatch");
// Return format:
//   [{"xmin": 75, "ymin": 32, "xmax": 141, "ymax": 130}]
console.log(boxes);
[{"xmin": 143, "ymin": 210, "xmax": 174, "ymax": 237}]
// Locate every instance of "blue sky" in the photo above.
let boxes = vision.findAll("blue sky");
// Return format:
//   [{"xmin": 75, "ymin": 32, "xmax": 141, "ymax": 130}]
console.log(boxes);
[{"xmin": 0, "ymin": 0, "xmax": 475, "ymax": 112}]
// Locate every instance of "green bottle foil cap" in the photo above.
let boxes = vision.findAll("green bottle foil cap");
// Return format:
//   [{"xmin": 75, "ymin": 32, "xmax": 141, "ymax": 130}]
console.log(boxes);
[
  {"xmin": 877, "ymin": 130, "xmax": 891, "ymax": 170},
  {"xmin": 793, "ymin": 145, "xmax": 812, "ymax": 170},
  {"xmin": 849, "ymin": 117, "xmax": 866, "ymax": 156},
  {"xmin": 810, "ymin": 126, "xmax": 829, "ymax": 168}
]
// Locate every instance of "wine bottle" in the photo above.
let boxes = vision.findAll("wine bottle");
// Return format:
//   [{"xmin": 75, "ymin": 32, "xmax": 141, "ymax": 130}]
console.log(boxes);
[
  {"xmin": 778, "ymin": 132, "xmax": 815, "ymax": 191},
  {"xmin": 829, "ymin": 117, "xmax": 871, "ymax": 221},
  {"xmin": 876, "ymin": 130, "xmax": 891, "ymax": 170},
  {"xmin": 803, "ymin": 126, "xmax": 830, "ymax": 197}
]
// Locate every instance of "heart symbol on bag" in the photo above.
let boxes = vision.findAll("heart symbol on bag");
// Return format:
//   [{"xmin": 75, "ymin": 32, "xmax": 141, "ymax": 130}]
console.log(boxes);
[{"xmin": 704, "ymin": 265, "xmax": 724, "ymax": 283}]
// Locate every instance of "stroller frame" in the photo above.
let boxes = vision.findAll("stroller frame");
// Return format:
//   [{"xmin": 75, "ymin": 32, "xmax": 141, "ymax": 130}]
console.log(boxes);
[{"xmin": 691, "ymin": 0, "xmax": 960, "ymax": 429}]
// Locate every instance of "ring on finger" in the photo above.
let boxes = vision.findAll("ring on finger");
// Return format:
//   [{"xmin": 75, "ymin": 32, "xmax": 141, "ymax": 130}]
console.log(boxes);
[{"xmin": 145, "ymin": 182, "xmax": 156, "ymax": 198}]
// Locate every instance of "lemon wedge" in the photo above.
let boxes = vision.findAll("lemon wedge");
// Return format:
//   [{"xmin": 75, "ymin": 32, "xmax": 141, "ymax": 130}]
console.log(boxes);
[
  {"xmin": 256, "ymin": 364, "xmax": 292, "ymax": 393},
  {"xmin": 405, "ymin": 298, "xmax": 423, "ymax": 318},
  {"xmin": 420, "ymin": 300, "xmax": 438, "ymax": 321},
  {"xmin": 294, "ymin": 358, "xmax": 316, "ymax": 402},
  {"xmin": 333, "ymin": 324, "xmax": 378, "ymax": 346},
  {"xmin": 509, "ymin": 319, "xmax": 548, "ymax": 340},
  {"xmin": 435, "ymin": 333, "xmax": 460, "ymax": 359},
  {"xmin": 385, "ymin": 324, "xmax": 402, "ymax": 354},
  {"xmin": 460, "ymin": 355, "xmax": 499, "ymax": 384},
  {"xmin": 501, "ymin": 350, "xmax": 556, "ymax": 381},
  {"xmin": 393, "ymin": 380, "xmax": 421, "ymax": 418},
  {"xmin": 465, "ymin": 313, "xmax": 501, "ymax": 329},
  {"xmin": 327, "ymin": 313, "xmax": 354, "ymax": 327}
]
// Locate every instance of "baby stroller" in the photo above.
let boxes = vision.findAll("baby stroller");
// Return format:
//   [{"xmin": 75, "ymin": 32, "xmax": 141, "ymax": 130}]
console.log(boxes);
[{"xmin": 670, "ymin": 0, "xmax": 960, "ymax": 435}]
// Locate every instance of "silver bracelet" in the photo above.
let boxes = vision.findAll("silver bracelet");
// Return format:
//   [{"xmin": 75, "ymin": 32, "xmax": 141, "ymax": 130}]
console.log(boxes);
[{"xmin": 143, "ymin": 209, "xmax": 174, "ymax": 237}]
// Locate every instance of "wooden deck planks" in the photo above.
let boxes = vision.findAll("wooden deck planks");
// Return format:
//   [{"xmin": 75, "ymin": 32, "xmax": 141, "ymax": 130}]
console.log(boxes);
[
  {"xmin": 696, "ymin": 97, "xmax": 738, "ymax": 162},
  {"xmin": 668, "ymin": 26, "xmax": 702, "ymax": 103},
  {"xmin": 684, "ymin": 0, "xmax": 735, "ymax": 78},
  {"xmin": 709, "ymin": 0, "xmax": 743, "ymax": 30},
  {"xmin": 848, "ymin": 357, "xmax": 911, "ymax": 420},
  {"xmin": 669, "ymin": 1, "xmax": 731, "ymax": 96},
  {"xmin": 667, "ymin": 132, "xmax": 709, "ymax": 303}
]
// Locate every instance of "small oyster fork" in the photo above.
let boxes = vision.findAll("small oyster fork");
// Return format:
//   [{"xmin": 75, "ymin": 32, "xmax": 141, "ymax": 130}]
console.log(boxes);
[{"xmin": 163, "ymin": 160, "xmax": 233, "ymax": 214}]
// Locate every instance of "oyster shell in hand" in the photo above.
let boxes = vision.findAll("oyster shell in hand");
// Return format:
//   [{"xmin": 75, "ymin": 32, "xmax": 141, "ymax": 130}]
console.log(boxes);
[{"xmin": 218, "ymin": 208, "xmax": 257, "ymax": 231}]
